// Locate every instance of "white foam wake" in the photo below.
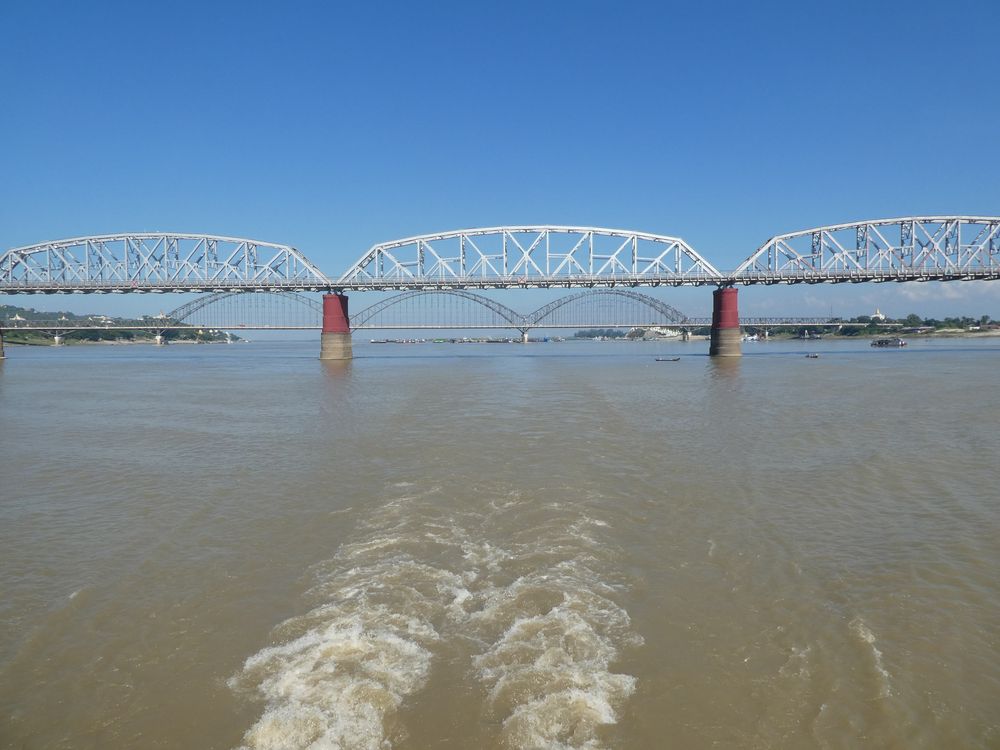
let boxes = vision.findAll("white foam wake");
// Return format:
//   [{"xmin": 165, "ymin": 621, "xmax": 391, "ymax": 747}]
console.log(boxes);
[
  {"xmin": 230, "ymin": 501, "xmax": 465, "ymax": 749},
  {"xmin": 850, "ymin": 617, "xmax": 892, "ymax": 698},
  {"xmin": 233, "ymin": 611, "xmax": 435, "ymax": 750},
  {"xmin": 472, "ymin": 588, "xmax": 638, "ymax": 749},
  {"xmin": 464, "ymin": 518, "xmax": 642, "ymax": 749},
  {"xmin": 231, "ymin": 492, "xmax": 641, "ymax": 750}
]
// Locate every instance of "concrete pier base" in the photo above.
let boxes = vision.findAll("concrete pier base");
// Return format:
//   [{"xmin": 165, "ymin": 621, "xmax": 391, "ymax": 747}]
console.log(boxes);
[
  {"xmin": 53, "ymin": 334, "xmax": 64, "ymax": 347},
  {"xmin": 709, "ymin": 286, "xmax": 742, "ymax": 357},
  {"xmin": 320, "ymin": 331, "xmax": 353, "ymax": 360},
  {"xmin": 521, "ymin": 330, "xmax": 530, "ymax": 343},
  {"xmin": 709, "ymin": 327, "xmax": 742, "ymax": 357},
  {"xmin": 320, "ymin": 294, "xmax": 353, "ymax": 360},
  {"xmin": 154, "ymin": 334, "xmax": 166, "ymax": 346}
]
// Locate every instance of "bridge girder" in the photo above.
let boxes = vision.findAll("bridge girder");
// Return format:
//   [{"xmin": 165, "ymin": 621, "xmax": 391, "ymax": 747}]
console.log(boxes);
[
  {"xmin": 0, "ymin": 233, "xmax": 330, "ymax": 292},
  {"xmin": 734, "ymin": 216, "xmax": 1000, "ymax": 283},
  {"xmin": 337, "ymin": 226, "xmax": 723, "ymax": 288},
  {"xmin": 5, "ymin": 218, "xmax": 999, "ymax": 296}
]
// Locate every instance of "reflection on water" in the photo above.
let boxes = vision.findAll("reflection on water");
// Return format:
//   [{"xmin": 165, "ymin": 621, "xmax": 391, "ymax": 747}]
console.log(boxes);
[
  {"xmin": 321, "ymin": 359, "xmax": 353, "ymax": 380},
  {"xmin": 0, "ymin": 338, "xmax": 998, "ymax": 749},
  {"xmin": 707, "ymin": 355, "xmax": 742, "ymax": 379}
]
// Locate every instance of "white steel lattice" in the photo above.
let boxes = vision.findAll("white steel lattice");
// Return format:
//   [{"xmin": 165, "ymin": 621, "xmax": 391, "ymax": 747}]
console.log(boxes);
[
  {"xmin": 5, "ymin": 218, "xmax": 999, "ymax": 295},
  {"xmin": 734, "ymin": 217, "xmax": 1000, "ymax": 283},
  {"xmin": 338, "ymin": 226, "xmax": 723, "ymax": 289},
  {"xmin": 0, "ymin": 234, "xmax": 331, "ymax": 292}
]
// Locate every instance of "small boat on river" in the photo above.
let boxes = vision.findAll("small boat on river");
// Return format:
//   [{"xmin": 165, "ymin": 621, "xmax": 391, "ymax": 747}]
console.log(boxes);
[
  {"xmin": 655, "ymin": 356, "xmax": 681, "ymax": 362},
  {"xmin": 871, "ymin": 337, "xmax": 906, "ymax": 348}
]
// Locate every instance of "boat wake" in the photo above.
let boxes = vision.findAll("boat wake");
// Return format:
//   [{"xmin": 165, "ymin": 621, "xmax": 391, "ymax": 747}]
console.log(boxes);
[
  {"xmin": 850, "ymin": 617, "xmax": 892, "ymax": 698},
  {"xmin": 230, "ymin": 489, "xmax": 641, "ymax": 749}
]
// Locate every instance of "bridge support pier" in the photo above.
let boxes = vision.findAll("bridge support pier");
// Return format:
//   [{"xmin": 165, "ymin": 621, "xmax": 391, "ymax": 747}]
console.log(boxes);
[
  {"xmin": 709, "ymin": 286, "xmax": 742, "ymax": 357},
  {"xmin": 521, "ymin": 330, "xmax": 530, "ymax": 343},
  {"xmin": 53, "ymin": 334, "xmax": 64, "ymax": 347},
  {"xmin": 0, "ymin": 329, "xmax": 5, "ymax": 359},
  {"xmin": 320, "ymin": 293, "xmax": 353, "ymax": 360},
  {"xmin": 154, "ymin": 333, "xmax": 166, "ymax": 346}
]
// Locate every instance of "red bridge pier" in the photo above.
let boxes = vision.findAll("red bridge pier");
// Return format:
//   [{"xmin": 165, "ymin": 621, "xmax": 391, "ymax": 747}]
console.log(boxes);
[
  {"xmin": 320, "ymin": 293, "xmax": 353, "ymax": 360},
  {"xmin": 709, "ymin": 286, "xmax": 742, "ymax": 357}
]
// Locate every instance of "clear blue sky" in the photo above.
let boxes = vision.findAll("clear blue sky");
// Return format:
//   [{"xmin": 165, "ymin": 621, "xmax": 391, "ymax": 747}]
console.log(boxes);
[{"xmin": 2, "ymin": 0, "xmax": 998, "ymax": 318}]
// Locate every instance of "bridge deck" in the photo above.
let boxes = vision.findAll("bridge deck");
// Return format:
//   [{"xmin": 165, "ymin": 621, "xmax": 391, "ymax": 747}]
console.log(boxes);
[{"xmin": 3, "ymin": 269, "xmax": 999, "ymax": 294}]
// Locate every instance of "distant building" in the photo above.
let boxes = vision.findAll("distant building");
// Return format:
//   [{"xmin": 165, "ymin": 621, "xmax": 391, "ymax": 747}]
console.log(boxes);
[
  {"xmin": 638, "ymin": 326, "xmax": 682, "ymax": 339},
  {"xmin": 870, "ymin": 308, "xmax": 886, "ymax": 322}
]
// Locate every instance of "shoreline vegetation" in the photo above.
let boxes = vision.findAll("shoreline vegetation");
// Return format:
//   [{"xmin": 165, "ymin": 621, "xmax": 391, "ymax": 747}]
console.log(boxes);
[
  {"xmin": 575, "ymin": 329, "xmax": 1000, "ymax": 341},
  {"xmin": 0, "ymin": 303, "xmax": 235, "ymax": 346},
  {"xmin": 3, "ymin": 336, "xmax": 234, "ymax": 347},
  {"xmin": 575, "ymin": 313, "xmax": 1000, "ymax": 341}
]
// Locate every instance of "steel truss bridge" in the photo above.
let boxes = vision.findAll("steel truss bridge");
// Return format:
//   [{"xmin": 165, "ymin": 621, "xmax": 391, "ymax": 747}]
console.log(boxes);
[
  {"xmin": 2, "ymin": 289, "xmax": 854, "ymax": 333},
  {"xmin": 2, "ymin": 218, "xmax": 998, "ymax": 295}
]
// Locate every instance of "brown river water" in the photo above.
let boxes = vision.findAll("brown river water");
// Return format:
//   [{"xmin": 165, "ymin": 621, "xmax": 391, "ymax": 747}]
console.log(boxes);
[{"xmin": 0, "ymin": 337, "xmax": 998, "ymax": 749}]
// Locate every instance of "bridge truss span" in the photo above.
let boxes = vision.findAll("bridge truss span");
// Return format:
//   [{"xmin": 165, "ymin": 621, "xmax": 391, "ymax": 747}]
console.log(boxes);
[
  {"xmin": 0, "ymin": 233, "xmax": 331, "ymax": 293},
  {"xmin": 337, "ymin": 226, "xmax": 724, "ymax": 289},
  {"xmin": 733, "ymin": 217, "xmax": 1000, "ymax": 283}
]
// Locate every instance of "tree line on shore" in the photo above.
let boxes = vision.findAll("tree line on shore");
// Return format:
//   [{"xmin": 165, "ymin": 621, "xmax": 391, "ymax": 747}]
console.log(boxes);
[
  {"xmin": 0, "ymin": 304, "xmax": 233, "ymax": 344},
  {"xmin": 826, "ymin": 313, "xmax": 996, "ymax": 336},
  {"xmin": 573, "ymin": 313, "xmax": 997, "ymax": 340}
]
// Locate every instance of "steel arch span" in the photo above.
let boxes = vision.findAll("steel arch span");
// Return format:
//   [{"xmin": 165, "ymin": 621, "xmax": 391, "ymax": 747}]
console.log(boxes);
[
  {"xmin": 349, "ymin": 289, "xmax": 691, "ymax": 330},
  {"xmin": 0, "ymin": 233, "xmax": 331, "ymax": 293},
  {"xmin": 734, "ymin": 216, "xmax": 1000, "ymax": 283},
  {"xmin": 528, "ymin": 289, "xmax": 688, "ymax": 328},
  {"xmin": 337, "ymin": 226, "xmax": 723, "ymax": 289},
  {"xmin": 351, "ymin": 290, "xmax": 527, "ymax": 330},
  {"xmin": 167, "ymin": 291, "xmax": 323, "ymax": 329}
]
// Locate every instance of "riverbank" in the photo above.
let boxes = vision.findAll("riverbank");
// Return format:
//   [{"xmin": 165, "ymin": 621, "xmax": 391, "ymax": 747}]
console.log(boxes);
[
  {"xmin": 742, "ymin": 328, "xmax": 1000, "ymax": 341},
  {"xmin": 2, "ymin": 337, "xmax": 233, "ymax": 347}
]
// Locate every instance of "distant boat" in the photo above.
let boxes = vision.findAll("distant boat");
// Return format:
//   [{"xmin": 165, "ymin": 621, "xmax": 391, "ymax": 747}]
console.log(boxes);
[
  {"xmin": 655, "ymin": 356, "xmax": 681, "ymax": 362},
  {"xmin": 805, "ymin": 353, "xmax": 820, "ymax": 359},
  {"xmin": 871, "ymin": 337, "xmax": 906, "ymax": 348}
]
